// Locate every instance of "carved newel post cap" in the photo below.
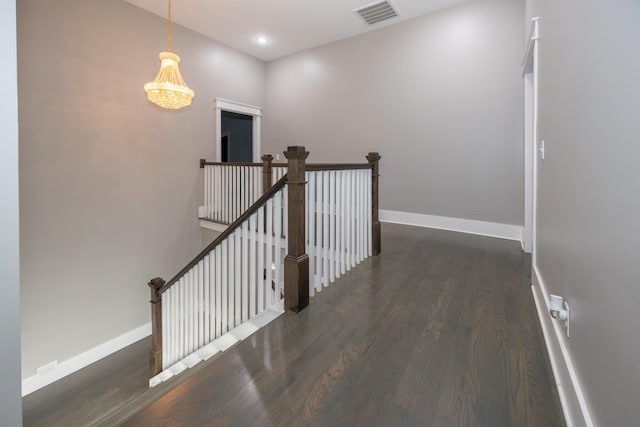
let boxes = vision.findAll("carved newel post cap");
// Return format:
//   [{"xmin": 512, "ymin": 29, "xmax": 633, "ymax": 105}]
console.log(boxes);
[
  {"xmin": 261, "ymin": 154, "xmax": 274, "ymax": 162},
  {"xmin": 366, "ymin": 152, "xmax": 381, "ymax": 162},
  {"xmin": 284, "ymin": 146, "xmax": 309, "ymax": 159},
  {"xmin": 148, "ymin": 278, "xmax": 165, "ymax": 300}
]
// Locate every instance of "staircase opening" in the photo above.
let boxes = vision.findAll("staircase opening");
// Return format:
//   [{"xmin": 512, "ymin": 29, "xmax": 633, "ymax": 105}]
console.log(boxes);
[{"xmin": 149, "ymin": 147, "xmax": 382, "ymax": 386}]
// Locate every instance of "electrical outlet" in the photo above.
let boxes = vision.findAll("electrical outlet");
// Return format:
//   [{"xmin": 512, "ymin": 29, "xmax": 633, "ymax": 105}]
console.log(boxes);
[
  {"xmin": 549, "ymin": 294, "xmax": 570, "ymax": 337},
  {"xmin": 539, "ymin": 140, "xmax": 545, "ymax": 160},
  {"xmin": 563, "ymin": 300, "xmax": 570, "ymax": 337},
  {"xmin": 37, "ymin": 360, "xmax": 58, "ymax": 376},
  {"xmin": 275, "ymin": 154, "xmax": 280, "ymax": 161}
]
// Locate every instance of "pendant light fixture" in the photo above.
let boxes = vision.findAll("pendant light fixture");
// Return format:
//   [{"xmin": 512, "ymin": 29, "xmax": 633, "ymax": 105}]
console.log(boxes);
[{"xmin": 144, "ymin": 0, "xmax": 194, "ymax": 109}]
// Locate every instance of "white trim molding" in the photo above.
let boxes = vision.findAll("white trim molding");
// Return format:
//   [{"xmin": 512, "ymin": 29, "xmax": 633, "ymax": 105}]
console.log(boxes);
[
  {"xmin": 199, "ymin": 218, "xmax": 227, "ymax": 233},
  {"xmin": 21, "ymin": 323, "xmax": 151, "ymax": 396},
  {"xmin": 380, "ymin": 209, "xmax": 523, "ymax": 242},
  {"xmin": 521, "ymin": 16, "xmax": 540, "ymax": 255},
  {"xmin": 215, "ymin": 98, "xmax": 262, "ymax": 162},
  {"xmin": 531, "ymin": 266, "xmax": 595, "ymax": 427}
]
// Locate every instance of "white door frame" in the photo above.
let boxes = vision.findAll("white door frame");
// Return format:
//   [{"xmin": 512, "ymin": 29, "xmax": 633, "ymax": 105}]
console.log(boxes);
[
  {"xmin": 215, "ymin": 98, "xmax": 262, "ymax": 162},
  {"xmin": 522, "ymin": 17, "xmax": 539, "ymax": 257}
]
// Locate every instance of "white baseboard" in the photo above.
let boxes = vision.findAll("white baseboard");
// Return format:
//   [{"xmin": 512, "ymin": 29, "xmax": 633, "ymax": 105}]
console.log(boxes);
[
  {"xmin": 22, "ymin": 322, "xmax": 151, "ymax": 396},
  {"xmin": 531, "ymin": 266, "xmax": 594, "ymax": 427},
  {"xmin": 379, "ymin": 209, "xmax": 523, "ymax": 242}
]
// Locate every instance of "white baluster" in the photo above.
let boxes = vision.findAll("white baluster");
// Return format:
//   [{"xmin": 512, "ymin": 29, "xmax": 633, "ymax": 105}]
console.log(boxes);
[
  {"xmin": 234, "ymin": 228, "xmax": 242, "ymax": 326},
  {"xmin": 274, "ymin": 191, "xmax": 282, "ymax": 304},
  {"xmin": 323, "ymin": 171, "xmax": 329, "ymax": 287},
  {"xmin": 162, "ymin": 289, "xmax": 168, "ymax": 368},
  {"xmin": 346, "ymin": 170, "xmax": 352, "ymax": 271},
  {"xmin": 199, "ymin": 260, "xmax": 204, "ymax": 349},
  {"xmin": 351, "ymin": 170, "xmax": 357, "ymax": 268},
  {"xmin": 283, "ymin": 185, "xmax": 288, "ymax": 242},
  {"xmin": 249, "ymin": 213, "xmax": 257, "ymax": 318},
  {"xmin": 329, "ymin": 170, "xmax": 336, "ymax": 283},
  {"xmin": 241, "ymin": 221, "xmax": 249, "ymax": 322},
  {"xmin": 202, "ymin": 252, "xmax": 215, "ymax": 345},
  {"xmin": 266, "ymin": 198, "xmax": 273, "ymax": 307},
  {"xmin": 188, "ymin": 268, "xmax": 194, "ymax": 353},
  {"xmin": 257, "ymin": 207, "xmax": 264, "ymax": 313},
  {"xmin": 357, "ymin": 170, "xmax": 363, "ymax": 264},
  {"xmin": 222, "ymin": 239, "xmax": 229, "ymax": 332},
  {"xmin": 229, "ymin": 230, "xmax": 236, "ymax": 330},
  {"xmin": 204, "ymin": 165, "xmax": 209, "ymax": 219},
  {"xmin": 315, "ymin": 171, "xmax": 323, "ymax": 290},
  {"xmin": 335, "ymin": 171, "xmax": 342, "ymax": 279},
  {"xmin": 367, "ymin": 172, "xmax": 372, "ymax": 257},
  {"xmin": 215, "ymin": 247, "xmax": 222, "ymax": 337},
  {"xmin": 222, "ymin": 167, "xmax": 227, "ymax": 223},
  {"xmin": 308, "ymin": 172, "xmax": 316, "ymax": 296}
]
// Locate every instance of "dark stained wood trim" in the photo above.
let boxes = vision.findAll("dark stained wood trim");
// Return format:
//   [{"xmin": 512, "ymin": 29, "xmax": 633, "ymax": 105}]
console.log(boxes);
[
  {"xmin": 366, "ymin": 152, "xmax": 381, "ymax": 255},
  {"xmin": 148, "ymin": 278, "xmax": 165, "ymax": 377},
  {"xmin": 199, "ymin": 158, "xmax": 206, "ymax": 169},
  {"xmin": 306, "ymin": 163, "xmax": 372, "ymax": 171},
  {"xmin": 200, "ymin": 162, "xmax": 371, "ymax": 171},
  {"xmin": 159, "ymin": 176, "xmax": 288, "ymax": 295},
  {"xmin": 284, "ymin": 146, "xmax": 310, "ymax": 313},
  {"xmin": 261, "ymin": 154, "xmax": 274, "ymax": 195},
  {"xmin": 200, "ymin": 161, "xmax": 263, "ymax": 167}
]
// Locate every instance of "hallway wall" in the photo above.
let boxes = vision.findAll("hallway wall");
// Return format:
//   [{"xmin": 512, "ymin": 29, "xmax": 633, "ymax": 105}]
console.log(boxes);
[
  {"xmin": 264, "ymin": 0, "xmax": 525, "ymax": 227},
  {"xmin": 525, "ymin": 0, "xmax": 640, "ymax": 426},
  {"xmin": 18, "ymin": 0, "xmax": 265, "ymax": 380}
]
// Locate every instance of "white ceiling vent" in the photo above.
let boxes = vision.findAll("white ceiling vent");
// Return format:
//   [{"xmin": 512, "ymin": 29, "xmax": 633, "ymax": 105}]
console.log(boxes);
[{"xmin": 354, "ymin": 0, "xmax": 399, "ymax": 25}]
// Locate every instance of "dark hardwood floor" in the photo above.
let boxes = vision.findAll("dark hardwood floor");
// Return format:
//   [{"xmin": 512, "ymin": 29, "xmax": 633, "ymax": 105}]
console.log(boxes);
[
  {"xmin": 23, "ymin": 223, "xmax": 565, "ymax": 427},
  {"xmin": 22, "ymin": 336, "xmax": 150, "ymax": 427}
]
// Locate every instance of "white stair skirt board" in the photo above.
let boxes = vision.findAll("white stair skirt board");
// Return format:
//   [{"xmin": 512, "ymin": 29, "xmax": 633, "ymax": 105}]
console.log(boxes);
[
  {"xmin": 22, "ymin": 322, "xmax": 151, "ymax": 396},
  {"xmin": 149, "ymin": 302, "xmax": 285, "ymax": 388},
  {"xmin": 531, "ymin": 266, "xmax": 594, "ymax": 427},
  {"xmin": 379, "ymin": 209, "xmax": 524, "ymax": 243},
  {"xmin": 199, "ymin": 217, "xmax": 228, "ymax": 233}
]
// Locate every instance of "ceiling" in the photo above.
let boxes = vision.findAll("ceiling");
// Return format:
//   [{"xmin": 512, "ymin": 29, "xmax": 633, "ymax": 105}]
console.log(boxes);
[{"xmin": 123, "ymin": 0, "xmax": 471, "ymax": 61}]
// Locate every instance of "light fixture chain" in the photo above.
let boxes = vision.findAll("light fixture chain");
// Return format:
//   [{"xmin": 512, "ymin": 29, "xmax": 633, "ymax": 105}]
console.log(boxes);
[{"xmin": 167, "ymin": 0, "xmax": 172, "ymax": 52}]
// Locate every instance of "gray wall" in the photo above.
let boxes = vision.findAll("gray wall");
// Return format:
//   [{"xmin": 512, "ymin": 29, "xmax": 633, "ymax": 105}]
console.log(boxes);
[
  {"xmin": 18, "ymin": 0, "xmax": 265, "ymax": 378},
  {"xmin": 1, "ymin": 0, "xmax": 23, "ymax": 424},
  {"xmin": 265, "ymin": 0, "xmax": 524, "ymax": 226},
  {"xmin": 525, "ymin": 0, "xmax": 640, "ymax": 426}
]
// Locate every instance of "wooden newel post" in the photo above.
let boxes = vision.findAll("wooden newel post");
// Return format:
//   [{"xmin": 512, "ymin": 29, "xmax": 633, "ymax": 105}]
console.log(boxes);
[
  {"xmin": 261, "ymin": 154, "xmax": 274, "ymax": 195},
  {"xmin": 366, "ymin": 152, "xmax": 382, "ymax": 255},
  {"xmin": 284, "ymin": 146, "xmax": 310, "ymax": 313},
  {"xmin": 148, "ymin": 277, "xmax": 165, "ymax": 377}
]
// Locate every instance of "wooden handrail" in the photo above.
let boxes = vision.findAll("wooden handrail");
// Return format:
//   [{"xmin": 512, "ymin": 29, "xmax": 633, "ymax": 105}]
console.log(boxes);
[
  {"xmin": 158, "ymin": 174, "xmax": 288, "ymax": 295},
  {"xmin": 200, "ymin": 161, "xmax": 263, "ymax": 168},
  {"xmin": 306, "ymin": 163, "xmax": 372, "ymax": 171},
  {"xmin": 200, "ymin": 160, "xmax": 371, "ymax": 171}
]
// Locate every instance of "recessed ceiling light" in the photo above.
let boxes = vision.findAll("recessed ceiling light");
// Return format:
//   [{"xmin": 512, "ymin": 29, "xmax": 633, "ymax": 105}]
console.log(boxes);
[{"xmin": 256, "ymin": 35, "xmax": 268, "ymax": 45}]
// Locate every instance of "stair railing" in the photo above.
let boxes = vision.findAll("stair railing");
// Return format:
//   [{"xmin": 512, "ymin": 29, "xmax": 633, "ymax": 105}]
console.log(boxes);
[
  {"xmin": 200, "ymin": 157, "xmax": 286, "ymax": 224},
  {"xmin": 148, "ymin": 174, "xmax": 288, "ymax": 378},
  {"xmin": 305, "ymin": 161, "xmax": 377, "ymax": 296},
  {"xmin": 148, "ymin": 146, "xmax": 380, "ymax": 380}
]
